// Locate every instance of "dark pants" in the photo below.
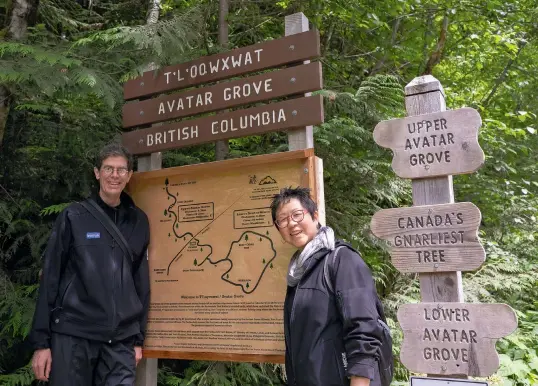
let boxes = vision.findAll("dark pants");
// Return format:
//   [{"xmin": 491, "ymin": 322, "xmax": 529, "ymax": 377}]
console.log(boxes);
[{"xmin": 49, "ymin": 333, "xmax": 136, "ymax": 386}]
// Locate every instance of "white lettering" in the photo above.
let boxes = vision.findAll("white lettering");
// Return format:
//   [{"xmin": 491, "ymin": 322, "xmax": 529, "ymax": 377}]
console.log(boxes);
[
  {"xmin": 221, "ymin": 57, "xmax": 230, "ymax": 70},
  {"xmin": 205, "ymin": 92, "xmax": 212, "ymax": 105},
  {"xmin": 199, "ymin": 63, "xmax": 207, "ymax": 76},
  {"xmin": 166, "ymin": 100, "xmax": 175, "ymax": 112},
  {"xmin": 244, "ymin": 52, "xmax": 252, "ymax": 65},
  {"xmin": 265, "ymin": 79, "xmax": 272, "ymax": 92},
  {"xmin": 158, "ymin": 103, "xmax": 165, "ymax": 115},
  {"xmin": 147, "ymin": 134, "xmax": 154, "ymax": 146},
  {"xmin": 164, "ymin": 72, "xmax": 172, "ymax": 84},
  {"xmin": 255, "ymin": 49, "xmax": 263, "ymax": 62},
  {"xmin": 262, "ymin": 112, "xmax": 270, "ymax": 125},
  {"xmin": 209, "ymin": 60, "xmax": 219, "ymax": 74},
  {"xmin": 155, "ymin": 132, "xmax": 163, "ymax": 145},
  {"xmin": 232, "ymin": 54, "xmax": 242, "ymax": 68},
  {"xmin": 278, "ymin": 108, "xmax": 286, "ymax": 122},
  {"xmin": 190, "ymin": 65, "xmax": 197, "ymax": 79},
  {"xmin": 211, "ymin": 121, "xmax": 218, "ymax": 134},
  {"xmin": 224, "ymin": 88, "xmax": 231, "ymax": 101}
]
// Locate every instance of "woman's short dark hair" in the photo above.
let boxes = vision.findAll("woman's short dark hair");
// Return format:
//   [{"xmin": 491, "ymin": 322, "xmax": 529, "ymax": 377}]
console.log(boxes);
[
  {"xmin": 270, "ymin": 186, "xmax": 318, "ymax": 224},
  {"xmin": 95, "ymin": 142, "xmax": 134, "ymax": 171}
]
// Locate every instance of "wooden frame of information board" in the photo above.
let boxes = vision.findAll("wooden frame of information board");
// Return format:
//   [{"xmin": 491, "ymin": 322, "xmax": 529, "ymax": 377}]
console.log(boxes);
[
  {"xmin": 127, "ymin": 12, "xmax": 322, "ymax": 385},
  {"xmin": 128, "ymin": 149, "xmax": 318, "ymax": 364}
]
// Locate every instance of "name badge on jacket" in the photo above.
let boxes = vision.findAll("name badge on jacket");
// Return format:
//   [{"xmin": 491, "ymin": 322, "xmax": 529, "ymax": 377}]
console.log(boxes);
[{"xmin": 86, "ymin": 232, "xmax": 101, "ymax": 239}]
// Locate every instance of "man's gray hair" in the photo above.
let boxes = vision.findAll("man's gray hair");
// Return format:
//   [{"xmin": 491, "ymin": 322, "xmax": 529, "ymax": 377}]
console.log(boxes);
[{"xmin": 95, "ymin": 142, "xmax": 134, "ymax": 171}]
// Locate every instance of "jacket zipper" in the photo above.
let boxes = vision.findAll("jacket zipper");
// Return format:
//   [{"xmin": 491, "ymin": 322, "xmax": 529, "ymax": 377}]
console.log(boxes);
[
  {"xmin": 289, "ymin": 286, "xmax": 299, "ymax": 385},
  {"xmin": 111, "ymin": 209, "xmax": 117, "ymax": 341}
]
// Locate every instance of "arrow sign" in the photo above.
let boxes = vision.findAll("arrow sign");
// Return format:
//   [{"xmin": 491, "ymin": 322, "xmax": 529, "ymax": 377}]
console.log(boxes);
[
  {"xmin": 370, "ymin": 202, "xmax": 485, "ymax": 273},
  {"xmin": 398, "ymin": 303, "xmax": 517, "ymax": 377},
  {"xmin": 373, "ymin": 108, "xmax": 485, "ymax": 179}
]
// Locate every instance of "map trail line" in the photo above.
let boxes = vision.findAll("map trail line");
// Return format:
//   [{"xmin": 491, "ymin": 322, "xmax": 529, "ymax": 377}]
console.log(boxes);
[
  {"xmin": 197, "ymin": 230, "xmax": 277, "ymax": 294},
  {"xmin": 165, "ymin": 184, "xmax": 245, "ymax": 272},
  {"xmin": 163, "ymin": 183, "xmax": 278, "ymax": 294}
]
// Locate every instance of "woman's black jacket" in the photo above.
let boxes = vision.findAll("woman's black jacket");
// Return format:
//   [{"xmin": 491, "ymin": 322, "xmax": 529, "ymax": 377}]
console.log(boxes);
[{"xmin": 284, "ymin": 240, "xmax": 384, "ymax": 386}]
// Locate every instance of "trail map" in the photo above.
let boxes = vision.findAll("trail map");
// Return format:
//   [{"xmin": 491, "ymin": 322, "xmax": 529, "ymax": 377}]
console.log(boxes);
[{"xmin": 128, "ymin": 154, "xmax": 313, "ymax": 356}]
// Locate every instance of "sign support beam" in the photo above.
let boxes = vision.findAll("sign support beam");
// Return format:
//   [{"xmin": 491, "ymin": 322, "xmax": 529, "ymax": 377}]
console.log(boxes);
[
  {"xmin": 405, "ymin": 76, "xmax": 465, "ymax": 379},
  {"xmin": 284, "ymin": 13, "xmax": 325, "ymax": 225},
  {"xmin": 405, "ymin": 75, "xmax": 464, "ymax": 306}
]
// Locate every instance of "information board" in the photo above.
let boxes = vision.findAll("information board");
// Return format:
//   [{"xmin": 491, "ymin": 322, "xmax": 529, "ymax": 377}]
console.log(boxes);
[{"xmin": 127, "ymin": 149, "xmax": 318, "ymax": 362}]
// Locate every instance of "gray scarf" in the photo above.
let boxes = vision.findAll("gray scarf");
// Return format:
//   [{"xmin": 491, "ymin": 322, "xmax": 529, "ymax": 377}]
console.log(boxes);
[{"xmin": 287, "ymin": 226, "xmax": 335, "ymax": 287}]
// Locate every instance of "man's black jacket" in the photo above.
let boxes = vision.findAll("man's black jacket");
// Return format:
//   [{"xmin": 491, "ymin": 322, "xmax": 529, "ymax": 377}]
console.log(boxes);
[
  {"xmin": 29, "ymin": 192, "xmax": 150, "ymax": 349},
  {"xmin": 284, "ymin": 240, "xmax": 384, "ymax": 386}
]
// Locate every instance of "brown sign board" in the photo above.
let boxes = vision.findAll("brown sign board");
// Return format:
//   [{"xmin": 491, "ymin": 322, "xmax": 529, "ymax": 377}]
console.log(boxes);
[
  {"xmin": 122, "ymin": 96, "xmax": 324, "ymax": 155},
  {"xmin": 411, "ymin": 377, "xmax": 488, "ymax": 386},
  {"xmin": 128, "ymin": 149, "xmax": 320, "ymax": 363},
  {"xmin": 373, "ymin": 108, "xmax": 485, "ymax": 179},
  {"xmin": 123, "ymin": 62, "xmax": 322, "ymax": 128},
  {"xmin": 398, "ymin": 303, "xmax": 517, "ymax": 377},
  {"xmin": 370, "ymin": 202, "xmax": 485, "ymax": 273},
  {"xmin": 123, "ymin": 30, "xmax": 321, "ymax": 100}
]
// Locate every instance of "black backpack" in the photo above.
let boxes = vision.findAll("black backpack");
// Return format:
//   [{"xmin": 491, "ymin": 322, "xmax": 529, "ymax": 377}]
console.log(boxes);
[{"xmin": 323, "ymin": 244, "xmax": 394, "ymax": 386}]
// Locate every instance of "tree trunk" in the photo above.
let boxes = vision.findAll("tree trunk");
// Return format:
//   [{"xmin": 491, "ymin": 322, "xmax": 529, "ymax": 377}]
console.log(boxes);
[
  {"xmin": 215, "ymin": 0, "xmax": 229, "ymax": 161},
  {"xmin": 0, "ymin": 0, "xmax": 39, "ymax": 146}
]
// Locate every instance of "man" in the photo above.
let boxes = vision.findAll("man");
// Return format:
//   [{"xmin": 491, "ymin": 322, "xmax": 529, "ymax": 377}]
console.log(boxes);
[{"xmin": 29, "ymin": 143, "xmax": 150, "ymax": 385}]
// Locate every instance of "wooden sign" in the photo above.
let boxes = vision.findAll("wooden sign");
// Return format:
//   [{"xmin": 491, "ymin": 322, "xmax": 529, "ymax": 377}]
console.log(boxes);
[
  {"xmin": 128, "ymin": 149, "xmax": 319, "ymax": 363},
  {"xmin": 411, "ymin": 377, "xmax": 487, "ymax": 386},
  {"xmin": 398, "ymin": 303, "xmax": 517, "ymax": 377},
  {"xmin": 123, "ymin": 62, "xmax": 322, "ymax": 128},
  {"xmin": 122, "ymin": 96, "xmax": 323, "ymax": 155},
  {"xmin": 124, "ymin": 30, "xmax": 320, "ymax": 100},
  {"xmin": 370, "ymin": 202, "xmax": 485, "ymax": 273},
  {"xmin": 373, "ymin": 108, "xmax": 485, "ymax": 179}
]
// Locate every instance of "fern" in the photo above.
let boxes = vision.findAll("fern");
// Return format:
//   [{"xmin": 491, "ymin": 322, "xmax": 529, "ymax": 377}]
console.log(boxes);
[{"xmin": 0, "ymin": 363, "xmax": 34, "ymax": 386}]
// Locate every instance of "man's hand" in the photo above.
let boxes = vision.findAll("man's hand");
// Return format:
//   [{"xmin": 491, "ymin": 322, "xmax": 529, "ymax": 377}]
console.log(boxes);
[
  {"xmin": 32, "ymin": 348, "xmax": 52, "ymax": 381},
  {"xmin": 350, "ymin": 376, "xmax": 370, "ymax": 386},
  {"xmin": 134, "ymin": 346, "xmax": 143, "ymax": 366}
]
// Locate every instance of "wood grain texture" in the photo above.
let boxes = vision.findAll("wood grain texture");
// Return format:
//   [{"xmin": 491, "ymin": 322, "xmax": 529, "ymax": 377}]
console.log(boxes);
[
  {"xmin": 285, "ymin": 12, "xmax": 315, "ymax": 151},
  {"xmin": 123, "ymin": 62, "xmax": 322, "ymax": 128},
  {"xmin": 129, "ymin": 149, "xmax": 314, "ymax": 182},
  {"xmin": 405, "ymin": 76, "xmax": 463, "ymax": 304},
  {"xmin": 124, "ymin": 30, "xmax": 320, "ymax": 100},
  {"xmin": 398, "ymin": 303, "xmax": 517, "ymax": 377},
  {"xmin": 373, "ymin": 108, "xmax": 484, "ymax": 179},
  {"xmin": 143, "ymin": 350, "xmax": 285, "ymax": 363},
  {"xmin": 122, "ymin": 96, "xmax": 324, "ymax": 155},
  {"xmin": 370, "ymin": 203, "xmax": 485, "ymax": 273}
]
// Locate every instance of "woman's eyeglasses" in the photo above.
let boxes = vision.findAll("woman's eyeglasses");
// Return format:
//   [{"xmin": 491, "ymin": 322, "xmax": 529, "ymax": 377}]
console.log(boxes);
[{"xmin": 275, "ymin": 209, "xmax": 306, "ymax": 228}]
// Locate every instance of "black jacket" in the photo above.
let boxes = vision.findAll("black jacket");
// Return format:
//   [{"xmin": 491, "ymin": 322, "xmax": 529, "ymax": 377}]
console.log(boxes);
[
  {"xmin": 284, "ymin": 240, "xmax": 384, "ymax": 386},
  {"xmin": 30, "ymin": 192, "xmax": 150, "ymax": 349}
]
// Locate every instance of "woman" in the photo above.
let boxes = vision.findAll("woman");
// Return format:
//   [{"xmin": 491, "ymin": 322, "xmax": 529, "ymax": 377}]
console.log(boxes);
[{"xmin": 271, "ymin": 187, "xmax": 388, "ymax": 386}]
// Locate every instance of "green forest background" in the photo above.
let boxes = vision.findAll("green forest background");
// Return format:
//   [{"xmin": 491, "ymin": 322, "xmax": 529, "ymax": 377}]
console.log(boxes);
[{"xmin": 0, "ymin": 0, "xmax": 536, "ymax": 385}]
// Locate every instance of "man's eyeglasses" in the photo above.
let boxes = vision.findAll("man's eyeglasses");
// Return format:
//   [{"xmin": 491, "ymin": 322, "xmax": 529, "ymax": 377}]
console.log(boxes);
[
  {"xmin": 101, "ymin": 166, "xmax": 129, "ymax": 177},
  {"xmin": 275, "ymin": 209, "xmax": 306, "ymax": 228}
]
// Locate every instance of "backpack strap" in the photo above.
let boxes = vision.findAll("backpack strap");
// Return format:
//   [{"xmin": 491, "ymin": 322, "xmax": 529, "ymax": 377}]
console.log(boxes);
[
  {"xmin": 80, "ymin": 199, "xmax": 135, "ymax": 264},
  {"xmin": 323, "ymin": 245, "xmax": 345, "ymax": 294}
]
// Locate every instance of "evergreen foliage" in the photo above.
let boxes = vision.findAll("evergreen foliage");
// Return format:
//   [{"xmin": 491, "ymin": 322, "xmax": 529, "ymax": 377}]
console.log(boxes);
[{"xmin": 0, "ymin": 0, "xmax": 536, "ymax": 385}]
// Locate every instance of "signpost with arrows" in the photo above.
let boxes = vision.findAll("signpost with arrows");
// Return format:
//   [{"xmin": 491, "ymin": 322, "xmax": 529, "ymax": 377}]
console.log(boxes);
[{"xmin": 371, "ymin": 76, "xmax": 517, "ymax": 383}]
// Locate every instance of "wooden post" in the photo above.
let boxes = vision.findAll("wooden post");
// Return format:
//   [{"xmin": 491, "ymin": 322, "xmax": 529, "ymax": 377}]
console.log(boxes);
[
  {"xmin": 405, "ymin": 75, "xmax": 465, "ymax": 379},
  {"xmin": 285, "ymin": 13, "xmax": 314, "ymax": 151},
  {"xmin": 405, "ymin": 75, "xmax": 464, "ymax": 304},
  {"xmin": 135, "ymin": 152, "xmax": 161, "ymax": 386},
  {"xmin": 285, "ymin": 13, "xmax": 325, "ymax": 225}
]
